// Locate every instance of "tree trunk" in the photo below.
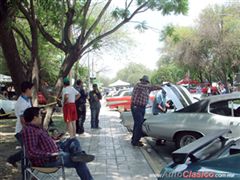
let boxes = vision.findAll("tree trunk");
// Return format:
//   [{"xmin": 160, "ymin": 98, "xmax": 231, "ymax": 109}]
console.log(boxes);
[
  {"xmin": 30, "ymin": 23, "xmax": 40, "ymax": 106},
  {"xmin": 43, "ymin": 50, "xmax": 80, "ymax": 128},
  {"xmin": 0, "ymin": 3, "xmax": 27, "ymax": 95}
]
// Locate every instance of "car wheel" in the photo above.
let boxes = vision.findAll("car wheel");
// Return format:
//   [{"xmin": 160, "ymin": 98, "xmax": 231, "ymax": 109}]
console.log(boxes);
[{"xmin": 176, "ymin": 132, "xmax": 202, "ymax": 148}]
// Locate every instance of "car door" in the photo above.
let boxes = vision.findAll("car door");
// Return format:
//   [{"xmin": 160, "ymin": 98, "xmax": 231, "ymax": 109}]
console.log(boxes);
[{"xmin": 143, "ymin": 112, "xmax": 211, "ymax": 141}]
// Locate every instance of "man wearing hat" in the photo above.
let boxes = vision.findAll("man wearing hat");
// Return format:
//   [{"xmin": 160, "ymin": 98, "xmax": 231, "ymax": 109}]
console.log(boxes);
[
  {"xmin": 62, "ymin": 77, "xmax": 80, "ymax": 137},
  {"xmin": 131, "ymin": 75, "xmax": 161, "ymax": 146}
]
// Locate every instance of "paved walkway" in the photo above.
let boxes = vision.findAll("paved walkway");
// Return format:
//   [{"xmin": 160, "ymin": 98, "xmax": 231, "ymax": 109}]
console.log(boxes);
[{"xmin": 38, "ymin": 108, "xmax": 157, "ymax": 180}]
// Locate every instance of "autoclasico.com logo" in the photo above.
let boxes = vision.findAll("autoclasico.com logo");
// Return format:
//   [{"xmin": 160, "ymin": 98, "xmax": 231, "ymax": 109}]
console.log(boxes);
[{"xmin": 158, "ymin": 171, "xmax": 236, "ymax": 179}]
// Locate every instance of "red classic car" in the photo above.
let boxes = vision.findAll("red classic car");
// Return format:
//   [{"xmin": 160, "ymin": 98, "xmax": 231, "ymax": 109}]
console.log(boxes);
[
  {"xmin": 106, "ymin": 89, "xmax": 158, "ymax": 112},
  {"xmin": 106, "ymin": 90, "xmax": 132, "ymax": 111}
]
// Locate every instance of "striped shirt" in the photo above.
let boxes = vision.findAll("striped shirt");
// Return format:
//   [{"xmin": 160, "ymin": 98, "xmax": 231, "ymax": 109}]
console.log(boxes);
[
  {"xmin": 131, "ymin": 82, "xmax": 161, "ymax": 107},
  {"xmin": 22, "ymin": 124, "xmax": 59, "ymax": 166}
]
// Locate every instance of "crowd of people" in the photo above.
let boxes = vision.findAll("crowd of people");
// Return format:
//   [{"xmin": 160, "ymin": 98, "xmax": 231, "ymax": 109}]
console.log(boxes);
[
  {"xmin": 4, "ymin": 75, "xmax": 239, "ymax": 179},
  {"xmin": 6, "ymin": 78, "xmax": 103, "ymax": 180}
]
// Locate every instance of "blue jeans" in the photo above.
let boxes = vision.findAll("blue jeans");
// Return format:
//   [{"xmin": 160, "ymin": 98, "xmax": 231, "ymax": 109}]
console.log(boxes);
[
  {"xmin": 7, "ymin": 132, "xmax": 25, "ymax": 179},
  {"xmin": 44, "ymin": 138, "xmax": 93, "ymax": 180},
  {"xmin": 90, "ymin": 106, "xmax": 100, "ymax": 128},
  {"xmin": 131, "ymin": 105, "xmax": 146, "ymax": 145}
]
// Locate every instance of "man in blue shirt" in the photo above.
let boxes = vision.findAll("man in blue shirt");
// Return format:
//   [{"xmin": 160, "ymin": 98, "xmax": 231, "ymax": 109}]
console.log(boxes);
[{"xmin": 152, "ymin": 89, "xmax": 169, "ymax": 115}]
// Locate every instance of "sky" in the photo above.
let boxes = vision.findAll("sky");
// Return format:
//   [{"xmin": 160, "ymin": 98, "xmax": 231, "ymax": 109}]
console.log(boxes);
[{"xmin": 87, "ymin": 0, "xmax": 227, "ymax": 78}]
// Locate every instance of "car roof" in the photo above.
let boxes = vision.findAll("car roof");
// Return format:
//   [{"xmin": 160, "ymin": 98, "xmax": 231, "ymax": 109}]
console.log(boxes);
[
  {"xmin": 204, "ymin": 92, "xmax": 240, "ymax": 103},
  {"xmin": 176, "ymin": 92, "xmax": 240, "ymax": 113}
]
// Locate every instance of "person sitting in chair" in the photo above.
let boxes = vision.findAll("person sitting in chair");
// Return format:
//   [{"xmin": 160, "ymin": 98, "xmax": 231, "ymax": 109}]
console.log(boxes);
[{"xmin": 22, "ymin": 107, "xmax": 94, "ymax": 180}]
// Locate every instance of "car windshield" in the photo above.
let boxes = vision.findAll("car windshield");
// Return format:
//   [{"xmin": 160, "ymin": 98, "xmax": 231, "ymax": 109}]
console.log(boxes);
[{"xmin": 113, "ymin": 89, "xmax": 127, "ymax": 96}]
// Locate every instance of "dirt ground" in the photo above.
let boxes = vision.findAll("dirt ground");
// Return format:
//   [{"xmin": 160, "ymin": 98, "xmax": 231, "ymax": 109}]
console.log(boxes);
[
  {"xmin": 0, "ymin": 115, "xmax": 65, "ymax": 179},
  {"xmin": 0, "ymin": 117, "xmax": 21, "ymax": 179}
]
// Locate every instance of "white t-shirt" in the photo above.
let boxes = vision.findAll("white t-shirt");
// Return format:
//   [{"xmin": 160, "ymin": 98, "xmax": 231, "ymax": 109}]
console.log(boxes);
[
  {"xmin": 62, "ymin": 86, "xmax": 79, "ymax": 104},
  {"xmin": 15, "ymin": 96, "xmax": 32, "ymax": 133}
]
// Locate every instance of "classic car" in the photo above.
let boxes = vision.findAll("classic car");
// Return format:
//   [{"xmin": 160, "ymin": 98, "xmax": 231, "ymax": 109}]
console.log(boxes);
[
  {"xmin": 159, "ymin": 129, "xmax": 240, "ymax": 179},
  {"xmin": 121, "ymin": 83, "xmax": 240, "ymax": 148},
  {"xmin": 121, "ymin": 83, "xmax": 196, "ymax": 132},
  {"xmin": 142, "ymin": 92, "xmax": 240, "ymax": 148},
  {"xmin": 106, "ymin": 90, "xmax": 132, "ymax": 111},
  {"xmin": 0, "ymin": 94, "xmax": 16, "ymax": 118}
]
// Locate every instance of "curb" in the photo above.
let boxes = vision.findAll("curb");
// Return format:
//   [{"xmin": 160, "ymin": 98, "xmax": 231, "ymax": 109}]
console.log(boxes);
[{"xmin": 140, "ymin": 138, "xmax": 167, "ymax": 177}]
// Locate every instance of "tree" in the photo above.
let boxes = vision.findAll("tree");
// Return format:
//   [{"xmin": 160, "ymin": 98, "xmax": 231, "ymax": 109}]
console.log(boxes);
[
  {"xmin": 160, "ymin": 3, "xmax": 240, "ymax": 87},
  {"xmin": 115, "ymin": 62, "xmax": 151, "ymax": 85},
  {"xmin": 0, "ymin": 0, "xmax": 188, "ymax": 127},
  {"xmin": 151, "ymin": 60, "xmax": 185, "ymax": 84}
]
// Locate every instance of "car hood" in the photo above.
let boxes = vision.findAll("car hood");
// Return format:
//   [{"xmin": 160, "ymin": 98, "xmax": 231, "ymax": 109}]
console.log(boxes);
[{"xmin": 162, "ymin": 83, "xmax": 196, "ymax": 111}]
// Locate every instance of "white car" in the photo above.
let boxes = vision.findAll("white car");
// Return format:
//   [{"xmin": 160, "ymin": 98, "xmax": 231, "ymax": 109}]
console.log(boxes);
[{"xmin": 0, "ymin": 94, "xmax": 16, "ymax": 118}]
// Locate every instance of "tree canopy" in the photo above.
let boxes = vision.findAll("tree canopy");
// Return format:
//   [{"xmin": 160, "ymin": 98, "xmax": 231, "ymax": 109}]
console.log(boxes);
[
  {"xmin": 158, "ymin": 3, "xmax": 240, "ymax": 86},
  {"xmin": 115, "ymin": 62, "xmax": 151, "ymax": 85}
]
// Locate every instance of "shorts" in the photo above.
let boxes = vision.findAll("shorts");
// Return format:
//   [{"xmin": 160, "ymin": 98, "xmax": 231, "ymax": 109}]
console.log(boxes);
[{"xmin": 63, "ymin": 103, "xmax": 77, "ymax": 122}]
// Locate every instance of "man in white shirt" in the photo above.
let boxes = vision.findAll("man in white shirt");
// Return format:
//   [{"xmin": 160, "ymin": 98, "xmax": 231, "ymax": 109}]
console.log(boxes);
[
  {"xmin": 7, "ymin": 81, "xmax": 33, "ymax": 170},
  {"xmin": 62, "ymin": 77, "xmax": 80, "ymax": 137}
]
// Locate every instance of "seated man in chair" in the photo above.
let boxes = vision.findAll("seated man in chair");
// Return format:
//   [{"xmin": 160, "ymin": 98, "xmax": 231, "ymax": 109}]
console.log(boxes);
[{"xmin": 22, "ymin": 107, "xmax": 94, "ymax": 180}]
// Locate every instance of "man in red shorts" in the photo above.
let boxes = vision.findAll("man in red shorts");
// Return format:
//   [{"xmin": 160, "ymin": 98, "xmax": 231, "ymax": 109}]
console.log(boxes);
[{"xmin": 62, "ymin": 77, "xmax": 80, "ymax": 137}]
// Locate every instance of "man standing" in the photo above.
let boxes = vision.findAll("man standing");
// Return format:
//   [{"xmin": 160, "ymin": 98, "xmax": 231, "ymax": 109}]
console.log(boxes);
[
  {"xmin": 7, "ymin": 81, "xmax": 33, "ymax": 170},
  {"xmin": 131, "ymin": 75, "xmax": 161, "ymax": 146},
  {"xmin": 89, "ymin": 84, "xmax": 102, "ymax": 129},
  {"xmin": 75, "ymin": 79, "xmax": 87, "ymax": 134}
]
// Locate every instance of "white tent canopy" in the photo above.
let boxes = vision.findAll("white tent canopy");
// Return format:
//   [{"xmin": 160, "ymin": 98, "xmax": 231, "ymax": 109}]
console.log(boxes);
[
  {"xmin": 0, "ymin": 74, "xmax": 12, "ymax": 82},
  {"xmin": 109, "ymin": 80, "xmax": 130, "ymax": 87}
]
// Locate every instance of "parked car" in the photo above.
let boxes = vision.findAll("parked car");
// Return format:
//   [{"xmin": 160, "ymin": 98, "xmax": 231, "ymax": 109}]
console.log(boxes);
[
  {"xmin": 0, "ymin": 94, "xmax": 16, "ymax": 118},
  {"xmin": 160, "ymin": 129, "xmax": 240, "ymax": 179},
  {"xmin": 106, "ymin": 90, "xmax": 132, "ymax": 111},
  {"xmin": 142, "ymin": 92, "xmax": 240, "ymax": 148},
  {"xmin": 121, "ymin": 83, "xmax": 240, "ymax": 148}
]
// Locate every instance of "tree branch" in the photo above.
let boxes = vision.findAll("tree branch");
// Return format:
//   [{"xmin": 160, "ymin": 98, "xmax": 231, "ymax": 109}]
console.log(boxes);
[
  {"xmin": 36, "ymin": 20, "xmax": 68, "ymax": 53},
  {"xmin": 126, "ymin": 0, "xmax": 134, "ymax": 9},
  {"xmin": 17, "ymin": 1, "xmax": 34, "ymax": 27},
  {"xmin": 63, "ymin": 7, "xmax": 74, "ymax": 47},
  {"xmin": 76, "ymin": 0, "xmax": 91, "ymax": 46},
  {"xmin": 12, "ymin": 26, "xmax": 31, "ymax": 50},
  {"xmin": 82, "ymin": 2, "xmax": 148, "ymax": 53},
  {"xmin": 83, "ymin": 0, "xmax": 112, "ymax": 45}
]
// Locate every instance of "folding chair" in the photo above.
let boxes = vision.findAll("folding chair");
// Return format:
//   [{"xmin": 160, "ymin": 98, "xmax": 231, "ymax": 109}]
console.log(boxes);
[{"xmin": 23, "ymin": 145, "xmax": 65, "ymax": 180}]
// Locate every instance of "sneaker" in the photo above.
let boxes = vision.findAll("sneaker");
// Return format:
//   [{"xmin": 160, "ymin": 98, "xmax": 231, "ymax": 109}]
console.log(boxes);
[
  {"xmin": 71, "ymin": 152, "xmax": 95, "ymax": 163},
  {"xmin": 77, "ymin": 130, "xmax": 84, "ymax": 134}
]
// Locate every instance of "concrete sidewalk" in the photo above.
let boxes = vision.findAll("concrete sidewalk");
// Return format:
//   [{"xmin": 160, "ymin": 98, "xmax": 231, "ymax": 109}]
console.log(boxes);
[
  {"xmin": 38, "ymin": 107, "xmax": 157, "ymax": 180},
  {"xmin": 77, "ymin": 108, "xmax": 156, "ymax": 180}
]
